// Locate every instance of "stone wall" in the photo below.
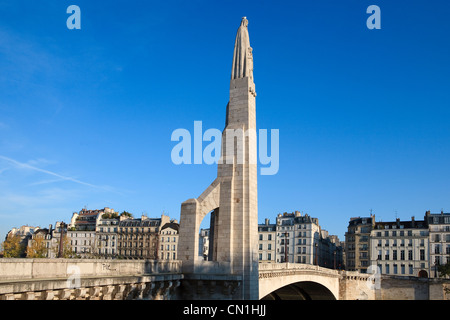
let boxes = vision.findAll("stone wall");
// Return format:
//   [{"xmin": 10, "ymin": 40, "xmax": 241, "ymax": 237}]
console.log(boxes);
[
  {"xmin": 380, "ymin": 276, "xmax": 450, "ymax": 300},
  {"xmin": 0, "ymin": 258, "xmax": 181, "ymax": 280},
  {"xmin": 0, "ymin": 259, "xmax": 182, "ymax": 300}
]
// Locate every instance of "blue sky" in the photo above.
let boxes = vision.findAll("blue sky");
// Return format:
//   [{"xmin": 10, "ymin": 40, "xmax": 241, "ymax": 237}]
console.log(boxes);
[{"xmin": 1, "ymin": 0, "xmax": 450, "ymax": 242}]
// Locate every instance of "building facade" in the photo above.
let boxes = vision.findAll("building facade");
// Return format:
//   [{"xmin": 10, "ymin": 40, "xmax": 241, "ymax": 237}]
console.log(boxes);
[
  {"xmin": 21, "ymin": 208, "xmax": 178, "ymax": 260},
  {"xmin": 68, "ymin": 207, "xmax": 118, "ymax": 258},
  {"xmin": 6, "ymin": 225, "xmax": 39, "ymax": 258},
  {"xmin": 68, "ymin": 230, "xmax": 95, "ymax": 258},
  {"xmin": 370, "ymin": 217, "xmax": 429, "ymax": 277},
  {"xmin": 345, "ymin": 215, "xmax": 375, "ymax": 273},
  {"xmin": 320, "ymin": 230, "xmax": 344, "ymax": 269},
  {"xmin": 198, "ymin": 228, "xmax": 210, "ymax": 260},
  {"xmin": 258, "ymin": 219, "xmax": 276, "ymax": 263},
  {"xmin": 117, "ymin": 214, "xmax": 170, "ymax": 259},
  {"xmin": 27, "ymin": 227, "xmax": 53, "ymax": 258},
  {"xmin": 256, "ymin": 212, "xmax": 343, "ymax": 269},
  {"xmin": 96, "ymin": 216, "xmax": 119, "ymax": 257},
  {"xmin": 159, "ymin": 222, "xmax": 179, "ymax": 260},
  {"xmin": 426, "ymin": 210, "xmax": 450, "ymax": 277}
]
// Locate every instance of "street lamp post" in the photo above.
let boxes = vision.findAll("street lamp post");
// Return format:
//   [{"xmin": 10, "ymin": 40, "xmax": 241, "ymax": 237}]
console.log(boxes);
[{"xmin": 58, "ymin": 222, "xmax": 66, "ymax": 258}]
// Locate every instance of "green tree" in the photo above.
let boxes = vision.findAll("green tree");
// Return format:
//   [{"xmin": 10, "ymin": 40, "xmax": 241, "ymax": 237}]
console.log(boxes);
[
  {"xmin": 438, "ymin": 257, "xmax": 450, "ymax": 278},
  {"xmin": 120, "ymin": 211, "xmax": 133, "ymax": 218},
  {"xmin": 102, "ymin": 212, "xmax": 119, "ymax": 219}
]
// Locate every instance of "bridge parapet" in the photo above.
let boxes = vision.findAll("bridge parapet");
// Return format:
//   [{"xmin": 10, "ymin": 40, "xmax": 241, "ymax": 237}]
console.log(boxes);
[
  {"xmin": 259, "ymin": 262, "xmax": 340, "ymax": 278},
  {"xmin": 0, "ymin": 259, "xmax": 182, "ymax": 300},
  {"xmin": 0, "ymin": 258, "xmax": 181, "ymax": 281}
]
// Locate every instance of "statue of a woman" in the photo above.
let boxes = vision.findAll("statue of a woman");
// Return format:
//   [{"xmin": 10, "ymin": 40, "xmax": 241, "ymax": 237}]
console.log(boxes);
[{"xmin": 231, "ymin": 17, "xmax": 253, "ymax": 80}]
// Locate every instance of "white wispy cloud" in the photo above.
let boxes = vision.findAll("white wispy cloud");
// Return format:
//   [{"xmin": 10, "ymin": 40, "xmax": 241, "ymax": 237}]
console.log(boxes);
[
  {"xmin": 0, "ymin": 167, "xmax": 9, "ymax": 174},
  {"xmin": 27, "ymin": 178, "xmax": 70, "ymax": 186},
  {"xmin": 0, "ymin": 155, "xmax": 100, "ymax": 189}
]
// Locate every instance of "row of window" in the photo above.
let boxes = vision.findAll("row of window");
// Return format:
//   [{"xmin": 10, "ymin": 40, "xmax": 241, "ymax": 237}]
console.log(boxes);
[
  {"xmin": 379, "ymin": 264, "xmax": 417, "ymax": 275},
  {"xmin": 118, "ymin": 249, "xmax": 155, "ymax": 257},
  {"xmin": 431, "ymin": 256, "xmax": 450, "ymax": 264},
  {"xmin": 98, "ymin": 227, "xmax": 118, "ymax": 233},
  {"xmin": 161, "ymin": 252, "xmax": 177, "ymax": 260},
  {"xmin": 375, "ymin": 239, "xmax": 424, "ymax": 247},
  {"xmin": 259, "ymin": 234, "xmax": 274, "ymax": 241},
  {"xmin": 68, "ymin": 233, "xmax": 94, "ymax": 238},
  {"xmin": 347, "ymin": 236, "xmax": 369, "ymax": 242},
  {"xmin": 71, "ymin": 240, "xmax": 92, "ymax": 246},
  {"xmin": 277, "ymin": 247, "xmax": 310, "ymax": 254},
  {"xmin": 116, "ymin": 250, "xmax": 177, "ymax": 260},
  {"xmin": 118, "ymin": 235, "xmax": 151, "ymax": 240},
  {"xmin": 73, "ymin": 247, "xmax": 91, "ymax": 253},
  {"xmin": 376, "ymin": 249, "xmax": 426, "ymax": 261},
  {"xmin": 258, "ymin": 254, "xmax": 313, "ymax": 264},
  {"xmin": 72, "ymin": 240, "xmax": 180, "ymax": 249},
  {"xmin": 161, "ymin": 245, "xmax": 176, "ymax": 251},
  {"xmin": 161, "ymin": 237, "xmax": 177, "ymax": 242},
  {"xmin": 429, "ymin": 217, "xmax": 450, "ymax": 224},
  {"xmin": 93, "ymin": 243, "xmax": 176, "ymax": 250},
  {"xmin": 431, "ymin": 244, "xmax": 450, "ymax": 254},
  {"xmin": 276, "ymin": 232, "xmax": 313, "ymax": 238},
  {"xmin": 118, "ymin": 242, "xmax": 156, "ymax": 248},
  {"xmin": 276, "ymin": 224, "xmax": 312, "ymax": 230},
  {"xmin": 262, "ymin": 231, "xmax": 315, "ymax": 238},
  {"xmin": 118, "ymin": 228, "xmax": 158, "ymax": 233},
  {"xmin": 430, "ymin": 234, "xmax": 450, "ymax": 242},
  {"xmin": 258, "ymin": 253, "xmax": 273, "ymax": 261},
  {"xmin": 373, "ymin": 230, "xmax": 427, "ymax": 237},
  {"xmin": 278, "ymin": 239, "xmax": 310, "ymax": 245}
]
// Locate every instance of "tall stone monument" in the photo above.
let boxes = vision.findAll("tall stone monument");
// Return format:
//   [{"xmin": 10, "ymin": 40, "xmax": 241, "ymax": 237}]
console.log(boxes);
[{"xmin": 177, "ymin": 17, "xmax": 259, "ymax": 300}]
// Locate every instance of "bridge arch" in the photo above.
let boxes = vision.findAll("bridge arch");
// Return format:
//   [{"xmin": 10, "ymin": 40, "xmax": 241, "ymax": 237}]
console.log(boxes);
[
  {"xmin": 258, "ymin": 263, "xmax": 340, "ymax": 300},
  {"xmin": 261, "ymin": 281, "xmax": 336, "ymax": 300}
]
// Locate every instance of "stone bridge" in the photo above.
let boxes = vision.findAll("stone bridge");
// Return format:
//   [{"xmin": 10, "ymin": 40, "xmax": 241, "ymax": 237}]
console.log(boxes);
[
  {"xmin": 259, "ymin": 262, "xmax": 374, "ymax": 300},
  {"xmin": 0, "ymin": 258, "xmax": 183, "ymax": 300},
  {"xmin": 1, "ymin": 259, "xmax": 449, "ymax": 300},
  {"xmin": 259, "ymin": 263, "xmax": 450, "ymax": 300}
]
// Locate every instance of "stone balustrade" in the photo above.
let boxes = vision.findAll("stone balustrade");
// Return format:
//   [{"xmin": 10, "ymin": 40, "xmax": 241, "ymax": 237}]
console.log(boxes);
[{"xmin": 259, "ymin": 262, "xmax": 341, "ymax": 278}]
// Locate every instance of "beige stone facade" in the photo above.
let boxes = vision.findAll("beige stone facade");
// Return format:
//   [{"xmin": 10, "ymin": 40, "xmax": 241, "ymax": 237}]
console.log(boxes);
[
  {"xmin": 159, "ymin": 222, "xmax": 179, "ymax": 260},
  {"xmin": 370, "ymin": 218, "xmax": 429, "ymax": 277},
  {"xmin": 117, "ymin": 214, "xmax": 170, "ymax": 259},
  {"xmin": 258, "ymin": 219, "xmax": 276, "ymax": 263},
  {"xmin": 345, "ymin": 215, "xmax": 375, "ymax": 273},
  {"xmin": 426, "ymin": 211, "xmax": 450, "ymax": 277}
]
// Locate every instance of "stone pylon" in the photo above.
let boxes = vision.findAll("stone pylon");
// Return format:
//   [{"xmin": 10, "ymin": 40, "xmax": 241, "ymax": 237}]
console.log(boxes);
[{"xmin": 177, "ymin": 17, "xmax": 259, "ymax": 300}]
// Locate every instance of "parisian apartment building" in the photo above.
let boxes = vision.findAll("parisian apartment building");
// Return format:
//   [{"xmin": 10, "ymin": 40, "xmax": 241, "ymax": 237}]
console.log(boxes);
[
  {"xmin": 199, "ymin": 211, "xmax": 345, "ymax": 269},
  {"xmin": 346, "ymin": 210, "xmax": 450, "ymax": 278},
  {"xmin": 18, "ymin": 207, "xmax": 179, "ymax": 260},
  {"xmin": 198, "ymin": 228, "xmax": 210, "ymax": 260},
  {"xmin": 257, "ymin": 211, "xmax": 344, "ymax": 269},
  {"xmin": 345, "ymin": 215, "xmax": 374, "ymax": 273},
  {"xmin": 5, "ymin": 225, "xmax": 40, "ymax": 258},
  {"xmin": 6, "ymin": 207, "xmax": 450, "ymax": 278},
  {"xmin": 159, "ymin": 222, "xmax": 179, "ymax": 261}
]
